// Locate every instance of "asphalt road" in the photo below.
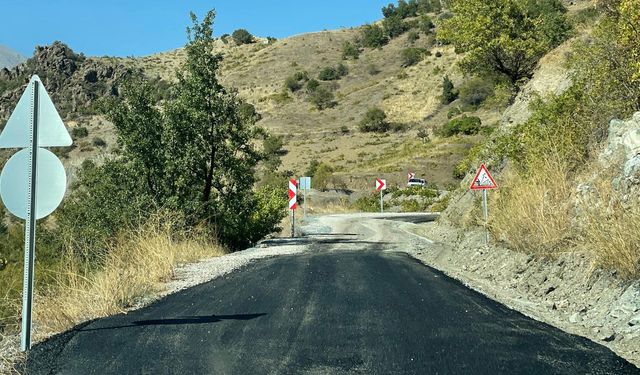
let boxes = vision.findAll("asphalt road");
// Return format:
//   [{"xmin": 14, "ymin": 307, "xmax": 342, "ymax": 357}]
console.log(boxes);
[{"xmin": 26, "ymin": 215, "xmax": 639, "ymax": 374}]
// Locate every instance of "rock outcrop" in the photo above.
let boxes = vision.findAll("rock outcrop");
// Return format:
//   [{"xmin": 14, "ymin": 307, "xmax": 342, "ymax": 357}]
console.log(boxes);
[{"xmin": 0, "ymin": 42, "xmax": 139, "ymax": 121}]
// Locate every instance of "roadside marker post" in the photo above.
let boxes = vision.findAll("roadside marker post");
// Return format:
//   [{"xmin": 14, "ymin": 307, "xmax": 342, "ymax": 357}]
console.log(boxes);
[
  {"xmin": 0, "ymin": 75, "xmax": 72, "ymax": 351},
  {"xmin": 408, "ymin": 172, "xmax": 415, "ymax": 181},
  {"xmin": 469, "ymin": 164, "xmax": 498, "ymax": 245},
  {"xmin": 289, "ymin": 179, "xmax": 297, "ymax": 237},
  {"xmin": 375, "ymin": 178, "xmax": 387, "ymax": 213}
]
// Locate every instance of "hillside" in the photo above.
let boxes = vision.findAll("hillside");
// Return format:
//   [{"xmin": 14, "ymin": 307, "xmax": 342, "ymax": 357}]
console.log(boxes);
[{"xmin": 0, "ymin": 45, "xmax": 25, "ymax": 69}]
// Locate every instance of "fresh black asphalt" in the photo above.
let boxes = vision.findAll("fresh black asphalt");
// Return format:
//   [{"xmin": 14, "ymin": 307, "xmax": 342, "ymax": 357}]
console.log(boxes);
[{"xmin": 25, "ymin": 235, "xmax": 639, "ymax": 374}]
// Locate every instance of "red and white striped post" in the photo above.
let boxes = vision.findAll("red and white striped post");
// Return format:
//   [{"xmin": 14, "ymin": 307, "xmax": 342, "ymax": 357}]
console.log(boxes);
[{"xmin": 289, "ymin": 179, "xmax": 297, "ymax": 238}]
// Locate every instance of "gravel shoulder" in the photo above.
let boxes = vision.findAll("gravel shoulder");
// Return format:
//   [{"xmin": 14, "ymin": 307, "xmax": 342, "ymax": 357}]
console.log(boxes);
[
  {"xmin": 0, "ymin": 236, "xmax": 309, "ymax": 374},
  {"xmin": 393, "ymin": 219, "xmax": 640, "ymax": 368}
]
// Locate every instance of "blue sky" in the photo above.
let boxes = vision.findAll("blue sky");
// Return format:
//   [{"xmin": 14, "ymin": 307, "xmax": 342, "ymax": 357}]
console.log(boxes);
[{"xmin": 1, "ymin": 0, "xmax": 392, "ymax": 57}]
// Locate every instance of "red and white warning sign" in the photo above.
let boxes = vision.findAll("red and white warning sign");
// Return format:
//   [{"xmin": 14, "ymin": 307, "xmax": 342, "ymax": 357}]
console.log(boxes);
[
  {"xmin": 408, "ymin": 172, "xmax": 415, "ymax": 181},
  {"xmin": 470, "ymin": 164, "xmax": 498, "ymax": 190},
  {"xmin": 289, "ymin": 179, "xmax": 297, "ymax": 209},
  {"xmin": 376, "ymin": 178, "xmax": 387, "ymax": 191}
]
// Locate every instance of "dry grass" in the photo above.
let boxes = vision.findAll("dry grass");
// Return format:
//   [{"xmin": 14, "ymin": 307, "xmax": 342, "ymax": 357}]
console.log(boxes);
[
  {"xmin": 489, "ymin": 158, "xmax": 574, "ymax": 255},
  {"xmin": 579, "ymin": 179, "xmax": 640, "ymax": 280},
  {"xmin": 31, "ymin": 216, "xmax": 225, "ymax": 337}
]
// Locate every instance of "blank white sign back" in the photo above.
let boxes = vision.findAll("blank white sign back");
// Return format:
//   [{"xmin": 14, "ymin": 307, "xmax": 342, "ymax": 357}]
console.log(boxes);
[{"xmin": 0, "ymin": 148, "xmax": 66, "ymax": 220}]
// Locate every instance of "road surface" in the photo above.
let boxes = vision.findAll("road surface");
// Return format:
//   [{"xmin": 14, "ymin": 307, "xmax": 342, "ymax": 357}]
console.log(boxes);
[{"xmin": 26, "ymin": 214, "xmax": 639, "ymax": 374}]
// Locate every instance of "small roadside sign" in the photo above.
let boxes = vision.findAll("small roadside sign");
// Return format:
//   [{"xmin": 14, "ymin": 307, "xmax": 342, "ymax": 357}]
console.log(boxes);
[
  {"xmin": 299, "ymin": 177, "xmax": 311, "ymax": 190},
  {"xmin": 469, "ymin": 163, "xmax": 498, "ymax": 245},
  {"xmin": 0, "ymin": 75, "xmax": 72, "ymax": 352},
  {"xmin": 375, "ymin": 178, "xmax": 387, "ymax": 213},
  {"xmin": 289, "ymin": 179, "xmax": 297, "ymax": 238},
  {"xmin": 470, "ymin": 164, "xmax": 498, "ymax": 190},
  {"xmin": 408, "ymin": 172, "xmax": 415, "ymax": 181}
]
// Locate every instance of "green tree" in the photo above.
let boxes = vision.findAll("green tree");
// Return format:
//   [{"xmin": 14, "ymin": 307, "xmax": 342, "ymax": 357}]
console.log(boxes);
[
  {"xmin": 232, "ymin": 28, "xmax": 254, "ymax": 44},
  {"xmin": 361, "ymin": 24, "xmax": 389, "ymax": 48},
  {"xmin": 401, "ymin": 47, "xmax": 427, "ymax": 67},
  {"xmin": 342, "ymin": 41, "xmax": 361, "ymax": 60},
  {"xmin": 383, "ymin": 15, "xmax": 408, "ymax": 38},
  {"xmin": 441, "ymin": 75, "xmax": 458, "ymax": 104},
  {"xmin": 359, "ymin": 108, "xmax": 390, "ymax": 132},
  {"xmin": 438, "ymin": 0, "xmax": 572, "ymax": 85},
  {"xmin": 309, "ymin": 86, "xmax": 336, "ymax": 110}
]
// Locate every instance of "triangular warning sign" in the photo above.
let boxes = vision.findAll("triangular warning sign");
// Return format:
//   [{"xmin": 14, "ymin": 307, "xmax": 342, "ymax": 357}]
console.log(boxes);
[
  {"xmin": 470, "ymin": 163, "xmax": 498, "ymax": 190},
  {"xmin": 0, "ymin": 75, "xmax": 72, "ymax": 148}
]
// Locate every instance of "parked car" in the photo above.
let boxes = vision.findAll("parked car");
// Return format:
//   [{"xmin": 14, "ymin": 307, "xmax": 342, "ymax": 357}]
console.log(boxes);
[{"xmin": 407, "ymin": 178, "xmax": 427, "ymax": 187}]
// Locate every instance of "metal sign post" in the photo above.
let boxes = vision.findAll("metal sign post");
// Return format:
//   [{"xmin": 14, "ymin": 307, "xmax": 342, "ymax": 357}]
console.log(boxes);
[
  {"xmin": 380, "ymin": 190, "xmax": 384, "ymax": 213},
  {"xmin": 470, "ymin": 164, "xmax": 498, "ymax": 246},
  {"xmin": 0, "ymin": 75, "xmax": 72, "ymax": 351}
]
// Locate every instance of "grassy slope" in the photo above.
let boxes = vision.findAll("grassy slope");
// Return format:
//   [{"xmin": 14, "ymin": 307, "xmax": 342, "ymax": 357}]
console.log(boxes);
[{"xmin": 111, "ymin": 22, "xmax": 499, "ymax": 190}]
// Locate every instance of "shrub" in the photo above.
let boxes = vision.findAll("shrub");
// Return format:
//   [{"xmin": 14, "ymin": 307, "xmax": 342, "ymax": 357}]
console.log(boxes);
[
  {"xmin": 361, "ymin": 24, "xmax": 388, "ymax": 48},
  {"xmin": 419, "ymin": 15, "xmax": 435, "ymax": 34},
  {"xmin": 441, "ymin": 75, "xmax": 458, "ymax": 104},
  {"xmin": 359, "ymin": 108, "xmax": 389, "ymax": 133},
  {"xmin": 306, "ymin": 79, "xmax": 320, "ymax": 92},
  {"xmin": 305, "ymin": 159, "xmax": 320, "ymax": 177},
  {"xmin": 309, "ymin": 86, "xmax": 336, "ymax": 110},
  {"xmin": 383, "ymin": 15, "xmax": 408, "ymax": 38},
  {"xmin": 342, "ymin": 41, "xmax": 360, "ymax": 60},
  {"xmin": 401, "ymin": 47, "xmax": 427, "ymax": 67},
  {"xmin": 285, "ymin": 71, "xmax": 308, "ymax": 92},
  {"xmin": 353, "ymin": 194, "xmax": 384, "ymax": 212},
  {"xmin": 318, "ymin": 64, "xmax": 348, "ymax": 81},
  {"xmin": 459, "ymin": 77, "xmax": 495, "ymax": 107},
  {"xmin": 314, "ymin": 163, "xmax": 335, "ymax": 191},
  {"xmin": 439, "ymin": 115, "xmax": 482, "ymax": 137},
  {"xmin": 435, "ymin": 51, "xmax": 443, "ymax": 58},
  {"xmin": 72, "ymin": 126, "xmax": 89, "ymax": 138},
  {"xmin": 232, "ymin": 29, "xmax": 254, "ymax": 44},
  {"xmin": 407, "ymin": 31, "xmax": 420, "ymax": 43},
  {"xmin": 417, "ymin": 128, "xmax": 430, "ymax": 143}
]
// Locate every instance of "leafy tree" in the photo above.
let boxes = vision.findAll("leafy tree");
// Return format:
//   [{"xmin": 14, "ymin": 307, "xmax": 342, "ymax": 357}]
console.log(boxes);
[
  {"xmin": 441, "ymin": 75, "xmax": 458, "ymax": 104},
  {"xmin": 361, "ymin": 24, "xmax": 389, "ymax": 48},
  {"xmin": 305, "ymin": 159, "xmax": 321, "ymax": 177},
  {"xmin": 309, "ymin": 86, "xmax": 336, "ymax": 110},
  {"xmin": 232, "ymin": 28, "xmax": 254, "ymax": 44},
  {"xmin": 438, "ymin": 0, "xmax": 572, "ymax": 85},
  {"xmin": 359, "ymin": 108, "xmax": 390, "ymax": 132},
  {"xmin": 314, "ymin": 163, "xmax": 335, "ymax": 191},
  {"xmin": 65, "ymin": 11, "xmax": 285, "ymax": 251},
  {"xmin": 383, "ymin": 15, "xmax": 408, "ymax": 38}
]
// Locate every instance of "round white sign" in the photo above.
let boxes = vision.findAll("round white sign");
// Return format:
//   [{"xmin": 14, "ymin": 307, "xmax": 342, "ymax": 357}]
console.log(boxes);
[{"xmin": 0, "ymin": 148, "xmax": 67, "ymax": 220}]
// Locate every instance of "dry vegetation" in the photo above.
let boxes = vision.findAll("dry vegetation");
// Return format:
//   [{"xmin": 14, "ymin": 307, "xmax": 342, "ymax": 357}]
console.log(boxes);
[{"xmin": 1, "ymin": 215, "xmax": 225, "ymax": 340}]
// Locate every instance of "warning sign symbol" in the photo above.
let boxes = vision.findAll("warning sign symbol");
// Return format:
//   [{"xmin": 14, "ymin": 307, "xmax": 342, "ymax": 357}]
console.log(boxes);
[{"xmin": 470, "ymin": 164, "xmax": 498, "ymax": 190}]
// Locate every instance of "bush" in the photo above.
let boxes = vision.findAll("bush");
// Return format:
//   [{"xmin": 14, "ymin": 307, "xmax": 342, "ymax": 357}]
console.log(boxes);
[
  {"xmin": 439, "ymin": 115, "xmax": 482, "ymax": 137},
  {"xmin": 309, "ymin": 86, "xmax": 336, "ymax": 110},
  {"xmin": 359, "ymin": 108, "xmax": 389, "ymax": 133},
  {"xmin": 314, "ymin": 163, "xmax": 335, "ymax": 191},
  {"xmin": 232, "ymin": 29, "xmax": 254, "ymax": 44},
  {"xmin": 342, "ymin": 41, "xmax": 360, "ymax": 60},
  {"xmin": 419, "ymin": 15, "xmax": 435, "ymax": 34},
  {"xmin": 318, "ymin": 64, "xmax": 348, "ymax": 81},
  {"xmin": 441, "ymin": 75, "xmax": 458, "ymax": 104},
  {"xmin": 383, "ymin": 15, "xmax": 408, "ymax": 38},
  {"xmin": 306, "ymin": 79, "xmax": 320, "ymax": 92},
  {"xmin": 353, "ymin": 194, "xmax": 384, "ymax": 212},
  {"xmin": 401, "ymin": 47, "xmax": 427, "ymax": 67},
  {"xmin": 407, "ymin": 31, "xmax": 420, "ymax": 43},
  {"xmin": 305, "ymin": 159, "xmax": 320, "ymax": 177},
  {"xmin": 72, "ymin": 126, "xmax": 89, "ymax": 138},
  {"xmin": 361, "ymin": 24, "xmax": 388, "ymax": 48},
  {"xmin": 459, "ymin": 77, "xmax": 495, "ymax": 107},
  {"xmin": 285, "ymin": 71, "xmax": 308, "ymax": 92}
]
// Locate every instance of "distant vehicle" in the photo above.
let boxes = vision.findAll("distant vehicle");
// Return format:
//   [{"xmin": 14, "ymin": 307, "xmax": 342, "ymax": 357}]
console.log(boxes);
[{"xmin": 407, "ymin": 178, "xmax": 427, "ymax": 187}]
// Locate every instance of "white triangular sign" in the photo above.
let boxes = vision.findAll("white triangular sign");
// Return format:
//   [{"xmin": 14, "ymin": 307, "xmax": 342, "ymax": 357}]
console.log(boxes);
[{"xmin": 0, "ymin": 75, "xmax": 72, "ymax": 148}]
